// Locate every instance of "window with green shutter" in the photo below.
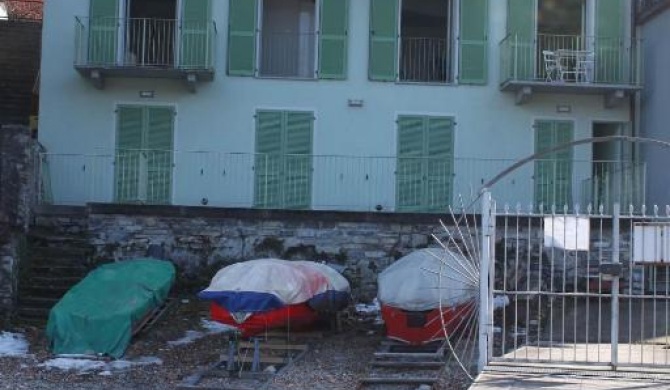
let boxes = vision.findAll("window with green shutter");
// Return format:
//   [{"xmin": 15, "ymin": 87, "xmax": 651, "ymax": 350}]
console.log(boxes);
[
  {"xmin": 181, "ymin": 0, "xmax": 212, "ymax": 69},
  {"xmin": 229, "ymin": 0, "xmax": 349, "ymax": 80},
  {"xmin": 89, "ymin": 0, "xmax": 119, "ymax": 65},
  {"xmin": 254, "ymin": 110, "xmax": 314, "ymax": 209},
  {"xmin": 115, "ymin": 105, "xmax": 175, "ymax": 205},
  {"xmin": 595, "ymin": 0, "xmax": 624, "ymax": 84},
  {"xmin": 396, "ymin": 115, "xmax": 454, "ymax": 212},
  {"xmin": 534, "ymin": 120, "xmax": 573, "ymax": 209},
  {"xmin": 506, "ymin": 0, "xmax": 536, "ymax": 80},
  {"xmin": 228, "ymin": 0, "xmax": 258, "ymax": 76},
  {"xmin": 318, "ymin": 0, "xmax": 349, "ymax": 79},
  {"xmin": 459, "ymin": 0, "xmax": 488, "ymax": 84},
  {"xmin": 369, "ymin": 0, "xmax": 398, "ymax": 81}
]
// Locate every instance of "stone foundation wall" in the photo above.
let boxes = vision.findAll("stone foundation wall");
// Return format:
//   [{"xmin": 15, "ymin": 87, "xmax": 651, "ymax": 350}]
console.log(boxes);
[
  {"xmin": 0, "ymin": 125, "xmax": 38, "ymax": 319},
  {"xmin": 33, "ymin": 204, "xmax": 647, "ymax": 302}
]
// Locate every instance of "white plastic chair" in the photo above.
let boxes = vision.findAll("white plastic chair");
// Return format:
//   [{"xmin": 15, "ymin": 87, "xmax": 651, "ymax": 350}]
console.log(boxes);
[
  {"xmin": 577, "ymin": 52, "xmax": 595, "ymax": 83},
  {"xmin": 542, "ymin": 50, "xmax": 562, "ymax": 82}
]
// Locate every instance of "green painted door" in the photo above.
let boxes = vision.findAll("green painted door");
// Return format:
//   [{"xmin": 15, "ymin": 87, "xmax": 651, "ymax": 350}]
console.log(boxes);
[
  {"xmin": 181, "ymin": 0, "xmax": 212, "ymax": 69},
  {"xmin": 145, "ymin": 107, "xmax": 175, "ymax": 204},
  {"xmin": 89, "ymin": 0, "xmax": 118, "ymax": 65},
  {"xmin": 254, "ymin": 110, "xmax": 314, "ymax": 209},
  {"xmin": 115, "ymin": 106, "xmax": 142, "ymax": 202},
  {"xmin": 459, "ymin": 0, "xmax": 488, "ymax": 85},
  {"xmin": 595, "ymin": 0, "xmax": 624, "ymax": 83},
  {"xmin": 534, "ymin": 120, "xmax": 573, "ymax": 209},
  {"xmin": 397, "ymin": 115, "xmax": 454, "ymax": 212},
  {"xmin": 115, "ymin": 106, "xmax": 174, "ymax": 204},
  {"xmin": 507, "ymin": 0, "xmax": 535, "ymax": 80},
  {"xmin": 283, "ymin": 112, "xmax": 314, "ymax": 209},
  {"xmin": 369, "ymin": 0, "xmax": 398, "ymax": 81},
  {"xmin": 228, "ymin": 0, "xmax": 258, "ymax": 76},
  {"xmin": 319, "ymin": 0, "xmax": 349, "ymax": 79}
]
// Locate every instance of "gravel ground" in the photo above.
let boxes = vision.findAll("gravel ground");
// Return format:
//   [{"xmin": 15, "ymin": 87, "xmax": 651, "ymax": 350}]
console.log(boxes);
[{"xmin": 0, "ymin": 300, "xmax": 474, "ymax": 389}]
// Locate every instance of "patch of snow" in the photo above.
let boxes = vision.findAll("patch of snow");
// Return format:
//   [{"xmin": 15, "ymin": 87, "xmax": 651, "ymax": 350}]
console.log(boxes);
[
  {"xmin": 355, "ymin": 298, "xmax": 380, "ymax": 314},
  {"xmin": 168, "ymin": 319, "xmax": 237, "ymax": 347},
  {"xmin": 0, "ymin": 332, "xmax": 29, "ymax": 357},
  {"xmin": 40, "ymin": 356, "xmax": 162, "ymax": 374}
]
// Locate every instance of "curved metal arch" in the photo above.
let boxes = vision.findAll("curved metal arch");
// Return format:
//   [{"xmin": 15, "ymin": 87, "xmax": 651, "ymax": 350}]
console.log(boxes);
[{"xmin": 474, "ymin": 135, "xmax": 670, "ymax": 204}]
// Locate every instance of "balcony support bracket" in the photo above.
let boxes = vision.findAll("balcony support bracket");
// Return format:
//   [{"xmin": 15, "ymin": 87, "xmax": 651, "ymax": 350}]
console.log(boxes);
[
  {"xmin": 185, "ymin": 73, "xmax": 198, "ymax": 93},
  {"xmin": 89, "ymin": 70, "xmax": 105, "ymax": 90},
  {"xmin": 605, "ymin": 90, "xmax": 626, "ymax": 109},
  {"xmin": 515, "ymin": 86, "xmax": 532, "ymax": 105}
]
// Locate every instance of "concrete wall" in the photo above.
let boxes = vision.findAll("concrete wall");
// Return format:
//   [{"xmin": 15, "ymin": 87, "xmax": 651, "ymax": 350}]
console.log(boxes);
[
  {"xmin": 39, "ymin": 0, "xmax": 633, "ymax": 208},
  {"xmin": 0, "ymin": 126, "xmax": 38, "ymax": 319},
  {"xmin": 640, "ymin": 9, "xmax": 670, "ymax": 205},
  {"xmin": 0, "ymin": 20, "xmax": 41, "ymax": 126}
]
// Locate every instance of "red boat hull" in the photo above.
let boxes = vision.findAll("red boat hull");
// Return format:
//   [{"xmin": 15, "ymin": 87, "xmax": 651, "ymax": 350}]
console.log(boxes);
[
  {"xmin": 210, "ymin": 302, "xmax": 320, "ymax": 338},
  {"xmin": 381, "ymin": 302, "xmax": 474, "ymax": 345}
]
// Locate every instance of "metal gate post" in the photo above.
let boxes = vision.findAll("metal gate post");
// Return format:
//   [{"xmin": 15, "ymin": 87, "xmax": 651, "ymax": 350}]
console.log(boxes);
[
  {"xmin": 479, "ymin": 190, "xmax": 492, "ymax": 372},
  {"xmin": 611, "ymin": 203, "xmax": 620, "ymax": 368}
]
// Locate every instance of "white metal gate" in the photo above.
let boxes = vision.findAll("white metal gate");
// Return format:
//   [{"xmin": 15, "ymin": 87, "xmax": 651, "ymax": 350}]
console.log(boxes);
[{"xmin": 480, "ymin": 193, "xmax": 670, "ymax": 370}]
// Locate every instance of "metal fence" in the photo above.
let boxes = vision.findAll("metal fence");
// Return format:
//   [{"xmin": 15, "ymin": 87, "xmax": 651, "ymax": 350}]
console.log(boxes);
[
  {"xmin": 486, "ymin": 202, "xmax": 670, "ymax": 368},
  {"xmin": 399, "ymin": 36, "xmax": 451, "ymax": 83},
  {"xmin": 500, "ymin": 34, "xmax": 642, "ymax": 86},
  {"xmin": 259, "ymin": 32, "xmax": 317, "ymax": 78},
  {"xmin": 74, "ymin": 17, "xmax": 217, "ymax": 69},
  {"xmin": 39, "ymin": 150, "xmax": 647, "ymax": 213}
]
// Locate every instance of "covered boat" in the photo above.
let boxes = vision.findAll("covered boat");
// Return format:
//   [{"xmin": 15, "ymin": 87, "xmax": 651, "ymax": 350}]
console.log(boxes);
[
  {"xmin": 46, "ymin": 258, "xmax": 176, "ymax": 358},
  {"xmin": 199, "ymin": 259, "xmax": 350, "ymax": 337},
  {"xmin": 378, "ymin": 248, "xmax": 477, "ymax": 345}
]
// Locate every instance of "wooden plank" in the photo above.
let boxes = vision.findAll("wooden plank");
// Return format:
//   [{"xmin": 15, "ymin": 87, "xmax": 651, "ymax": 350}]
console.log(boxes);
[
  {"xmin": 370, "ymin": 361, "xmax": 444, "ymax": 368},
  {"xmin": 220, "ymin": 356, "xmax": 285, "ymax": 365},
  {"xmin": 374, "ymin": 352, "xmax": 442, "ymax": 359},
  {"xmin": 237, "ymin": 342, "xmax": 308, "ymax": 351},
  {"xmin": 360, "ymin": 377, "xmax": 439, "ymax": 385}
]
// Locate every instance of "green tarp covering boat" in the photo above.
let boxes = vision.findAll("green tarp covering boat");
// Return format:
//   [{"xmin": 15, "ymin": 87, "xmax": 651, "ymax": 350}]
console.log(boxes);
[{"xmin": 46, "ymin": 258, "xmax": 176, "ymax": 358}]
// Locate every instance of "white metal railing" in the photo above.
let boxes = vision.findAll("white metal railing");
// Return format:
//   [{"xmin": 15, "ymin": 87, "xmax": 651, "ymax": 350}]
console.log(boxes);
[
  {"xmin": 259, "ymin": 32, "xmax": 317, "ymax": 78},
  {"xmin": 38, "ymin": 151, "xmax": 647, "ymax": 212},
  {"xmin": 399, "ymin": 37, "xmax": 451, "ymax": 83},
  {"xmin": 74, "ymin": 17, "xmax": 216, "ymax": 69},
  {"xmin": 500, "ymin": 34, "xmax": 642, "ymax": 86}
]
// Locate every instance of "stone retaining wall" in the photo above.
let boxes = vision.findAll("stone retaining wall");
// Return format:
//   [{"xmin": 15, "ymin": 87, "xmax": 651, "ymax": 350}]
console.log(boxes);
[{"xmin": 0, "ymin": 125, "xmax": 38, "ymax": 318}]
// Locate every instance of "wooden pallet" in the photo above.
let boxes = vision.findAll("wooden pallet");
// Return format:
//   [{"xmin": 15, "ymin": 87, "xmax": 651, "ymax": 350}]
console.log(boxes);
[
  {"xmin": 358, "ymin": 340, "xmax": 446, "ymax": 389},
  {"xmin": 177, "ymin": 336, "xmax": 309, "ymax": 390}
]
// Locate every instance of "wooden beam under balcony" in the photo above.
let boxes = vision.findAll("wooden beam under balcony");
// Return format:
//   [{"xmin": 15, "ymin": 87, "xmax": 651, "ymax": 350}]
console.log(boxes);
[
  {"xmin": 75, "ymin": 66, "xmax": 214, "ymax": 92},
  {"xmin": 501, "ymin": 80, "xmax": 641, "ymax": 107}
]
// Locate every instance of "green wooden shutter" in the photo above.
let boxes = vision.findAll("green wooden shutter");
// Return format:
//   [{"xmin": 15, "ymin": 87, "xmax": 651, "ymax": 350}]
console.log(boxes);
[
  {"xmin": 534, "ymin": 120, "xmax": 554, "ymax": 209},
  {"xmin": 396, "ymin": 116, "xmax": 425, "ymax": 212},
  {"xmin": 369, "ymin": 0, "xmax": 398, "ymax": 81},
  {"xmin": 255, "ymin": 111, "xmax": 283, "ymax": 208},
  {"xmin": 228, "ymin": 0, "xmax": 258, "ymax": 76},
  {"xmin": 115, "ymin": 106, "xmax": 143, "ymax": 203},
  {"xmin": 459, "ymin": 0, "xmax": 488, "ymax": 85},
  {"xmin": 425, "ymin": 117, "xmax": 454, "ymax": 212},
  {"xmin": 507, "ymin": 0, "xmax": 535, "ymax": 80},
  {"xmin": 553, "ymin": 121, "xmax": 573, "ymax": 207},
  {"xmin": 145, "ymin": 107, "xmax": 175, "ymax": 204},
  {"xmin": 181, "ymin": 0, "xmax": 212, "ymax": 69},
  {"xmin": 89, "ymin": 0, "xmax": 118, "ymax": 65},
  {"xmin": 595, "ymin": 0, "xmax": 624, "ymax": 84},
  {"xmin": 284, "ymin": 112, "xmax": 314, "ymax": 209},
  {"xmin": 534, "ymin": 120, "xmax": 573, "ymax": 209},
  {"xmin": 319, "ymin": 0, "xmax": 349, "ymax": 80}
]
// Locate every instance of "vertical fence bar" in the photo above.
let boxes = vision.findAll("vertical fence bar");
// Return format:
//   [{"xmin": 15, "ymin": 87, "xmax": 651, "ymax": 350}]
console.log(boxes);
[
  {"xmin": 479, "ymin": 190, "xmax": 492, "ymax": 372},
  {"xmin": 611, "ymin": 202, "xmax": 620, "ymax": 368}
]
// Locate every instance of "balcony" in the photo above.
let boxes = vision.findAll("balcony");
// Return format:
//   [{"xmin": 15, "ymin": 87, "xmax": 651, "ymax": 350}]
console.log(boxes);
[
  {"xmin": 74, "ymin": 17, "xmax": 216, "ymax": 92},
  {"xmin": 39, "ymin": 150, "xmax": 645, "ymax": 214},
  {"xmin": 259, "ymin": 32, "xmax": 317, "ymax": 79},
  {"xmin": 636, "ymin": 0, "xmax": 670, "ymax": 23},
  {"xmin": 399, "ymin": 37, "xmax": 452, "ymax": 83},
  {"xmin": 499, "ymin": 34, "xmax": 643, "ymax": 106}
]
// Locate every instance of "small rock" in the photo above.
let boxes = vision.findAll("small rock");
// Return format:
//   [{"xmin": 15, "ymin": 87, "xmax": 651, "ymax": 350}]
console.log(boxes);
[{"xmin": 264, "ymin": 365, "xmax": 277, "ymax": 374}]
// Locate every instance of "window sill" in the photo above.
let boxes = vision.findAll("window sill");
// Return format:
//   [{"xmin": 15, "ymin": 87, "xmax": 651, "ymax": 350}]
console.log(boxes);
[
  {"xmin": 395, "ymin": 80, "xmax": 457, "ymax": 87},
  {"xmin": 255, "ymin": 75, "xmax": 319, "ymax": 82}
]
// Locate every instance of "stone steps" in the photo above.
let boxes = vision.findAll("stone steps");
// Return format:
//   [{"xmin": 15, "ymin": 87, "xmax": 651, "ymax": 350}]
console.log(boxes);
[{"xmin": 17, "ymin": 227, "xmax": 94, "ymax": 324}]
